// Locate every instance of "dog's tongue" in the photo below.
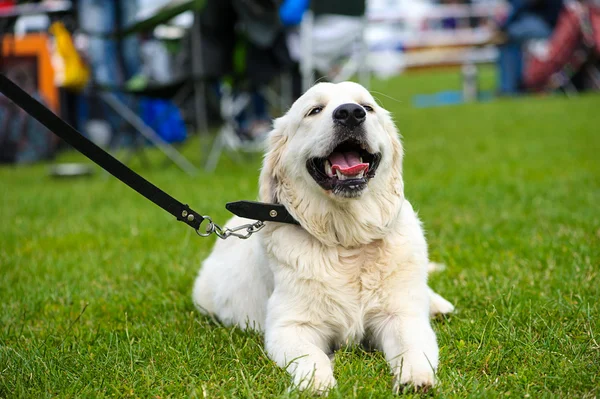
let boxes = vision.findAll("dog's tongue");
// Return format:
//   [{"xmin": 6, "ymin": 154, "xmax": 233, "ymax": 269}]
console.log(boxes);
[{"xmin": 329, "ymin": 151, "xmax": 369, "ymax": 175}]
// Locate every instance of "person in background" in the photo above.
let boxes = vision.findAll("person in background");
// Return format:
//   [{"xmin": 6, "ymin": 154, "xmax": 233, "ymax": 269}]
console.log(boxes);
[
  {"xmin": 77, "ymin": 0, "xmax": 141, "ymax": 89},
  {"xmin": 439, "ymin": 0, "xmax": 471, "ymax": 30},
  {"xmin": 524, "ymin": 0, "xmax": 600, "ymax": 91},
  {"xmin": 492, "ymin": 0, "xmax": 564, "ymax": 94},
  {"xmin": 76, "ymin": 0, "xmax": 142, "ymax": 144},
  {"xmin": 199, "ymin": 0, "xmax": 291, "ymax": 140}
]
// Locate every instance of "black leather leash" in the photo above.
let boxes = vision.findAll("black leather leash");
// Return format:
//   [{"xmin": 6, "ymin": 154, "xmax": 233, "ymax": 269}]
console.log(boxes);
[{"xmin": 0, "ymin": 74, "xmax": 298, "ymax": 238}]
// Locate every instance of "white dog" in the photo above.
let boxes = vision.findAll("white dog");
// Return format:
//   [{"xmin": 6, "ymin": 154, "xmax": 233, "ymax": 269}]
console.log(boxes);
[{"xmin": 193, "ymin": 82, "xmax": 454, "ymax": 393}]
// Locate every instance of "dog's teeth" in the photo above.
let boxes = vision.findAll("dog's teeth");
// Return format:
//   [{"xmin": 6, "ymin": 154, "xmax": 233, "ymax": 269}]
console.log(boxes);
[
  {"xmin": 359, "ymin": 157, "xmax": 363, "ymax": 163},
  {"xmin": 334, "ymin": 169, "xmax": 365, "ymax": 180},
  {"xmin": 325, "ymin": 160, "xmax": 333, "ymax": 177},
  {"xmin": 336, "ymin": 170, "xmax": 350, "ymax": 180}
]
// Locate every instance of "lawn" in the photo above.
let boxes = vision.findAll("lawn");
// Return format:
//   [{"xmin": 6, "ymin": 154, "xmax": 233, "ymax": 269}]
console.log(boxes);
[{"xmin": 1, "ymin": 70, "xmax": 599, "ymax": 398}]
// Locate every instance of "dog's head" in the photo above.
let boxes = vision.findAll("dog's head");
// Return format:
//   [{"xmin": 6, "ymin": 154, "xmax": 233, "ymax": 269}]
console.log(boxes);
[{"xmin": 260, "ymin": 82, "xmax": 405, "ymax": 246}]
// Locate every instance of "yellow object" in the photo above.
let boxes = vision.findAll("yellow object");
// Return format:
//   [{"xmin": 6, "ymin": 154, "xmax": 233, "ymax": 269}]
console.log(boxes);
[{"xmin": 49, "ymin": 22, "xmax": 90, "ymax": 91}]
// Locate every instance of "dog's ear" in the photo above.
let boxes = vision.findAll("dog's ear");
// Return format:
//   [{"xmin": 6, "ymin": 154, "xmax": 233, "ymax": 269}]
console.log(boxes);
[
  {"xmin": 379, "ymin": 110, "xmax": 405, "ymax": 200},
  {"xmin": 381, "ymin": 110, "xmax": 404, "ymax": 168},
  {"xmin": 259, "ymin": 116, "xmax": 288, "ymax": 203}
]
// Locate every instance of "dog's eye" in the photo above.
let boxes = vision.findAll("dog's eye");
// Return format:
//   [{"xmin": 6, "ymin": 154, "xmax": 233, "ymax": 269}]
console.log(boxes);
[
  {"xmin": 362, "ymin": 104, "xmax": 374, "ymax": 113},
  {"xmin": 307, "ymin": 106, "xmax": 324, "ymax": 117}
]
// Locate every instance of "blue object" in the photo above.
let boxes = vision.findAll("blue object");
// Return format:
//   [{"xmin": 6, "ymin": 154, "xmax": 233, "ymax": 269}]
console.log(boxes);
[
  {"xmin": 279, "ymin": 0, "xmax": 309, "ymax": 26},
  {"xmin": 505, "ymin": 12, "xmax": 553, "ymax": 43},
  {"xmin": 497, "ymin": 43, "xmax": 524, "ymax": 94},
  {"xmin": 140, "ymin": 99, "xmax": 187, "ymax": 144},
  {"xmin": 412, "ymin": 91, "xmax": 494, "ymax": 108}
]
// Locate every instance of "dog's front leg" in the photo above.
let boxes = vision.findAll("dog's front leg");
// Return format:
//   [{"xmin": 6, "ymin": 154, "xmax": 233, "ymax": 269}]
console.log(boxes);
[
  {"xmin": 372, "ymin": 283, "xmax": 439, "ymax": 391},
  {"xmin": 265, "ymin": 300, "xmax": 336, "ymax": 393}
]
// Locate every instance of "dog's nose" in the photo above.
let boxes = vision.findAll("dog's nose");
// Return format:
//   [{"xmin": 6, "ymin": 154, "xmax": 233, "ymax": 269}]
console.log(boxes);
[{"xmin": 332, "ymin": 103, "xmax": 366, "ymax": 129}]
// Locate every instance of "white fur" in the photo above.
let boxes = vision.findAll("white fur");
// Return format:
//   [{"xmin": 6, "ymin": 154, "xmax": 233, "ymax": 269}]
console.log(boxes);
[{"xmin": 193, "ymin": 82, "xmax": 454, "ymax": 393}]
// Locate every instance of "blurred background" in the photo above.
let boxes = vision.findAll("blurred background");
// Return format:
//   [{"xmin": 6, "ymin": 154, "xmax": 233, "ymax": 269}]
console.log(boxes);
[
  {"xmin": 1, "ymin": 3, "xmax": 599, "ymax": 396},
  {"xmin": 1, "ymin": 0, "xmax": 598, "ymax": 171}
]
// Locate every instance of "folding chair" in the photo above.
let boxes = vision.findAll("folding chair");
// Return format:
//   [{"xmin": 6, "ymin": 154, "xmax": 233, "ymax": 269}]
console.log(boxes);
[{"xmin": 81, "ymin": 0, "xmax": 207, "ymax": 176}]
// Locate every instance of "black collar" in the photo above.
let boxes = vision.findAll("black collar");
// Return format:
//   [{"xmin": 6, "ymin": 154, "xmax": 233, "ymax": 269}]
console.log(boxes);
[{"xmin": 226, "ymin": 201, "xmax": 299, "ymax": 225}]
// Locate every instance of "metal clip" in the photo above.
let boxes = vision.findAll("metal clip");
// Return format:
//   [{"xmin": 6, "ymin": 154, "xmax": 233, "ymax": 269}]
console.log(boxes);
[{"xmin": 195, "ymin": 216, "xmax": 265, "ymax": 240}]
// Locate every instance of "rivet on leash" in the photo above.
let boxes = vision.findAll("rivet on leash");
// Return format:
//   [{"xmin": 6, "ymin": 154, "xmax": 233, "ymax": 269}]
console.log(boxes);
[
  {"xmin": 270, "ymin": 210, "xmax": 278, "ymax": 218},
  {"xmin": 187, "ymin": 214, "xmax": 195, "ymax": 222},
  {"xmin": 182, "ymin": 210, "xmax": 188, "ymax": 218}
]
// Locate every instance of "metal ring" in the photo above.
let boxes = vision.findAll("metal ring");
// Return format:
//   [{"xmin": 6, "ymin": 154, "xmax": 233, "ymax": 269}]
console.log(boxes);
[{"xmin": 195, "ymin": 216, "xmax": 214, "ymax": 237}]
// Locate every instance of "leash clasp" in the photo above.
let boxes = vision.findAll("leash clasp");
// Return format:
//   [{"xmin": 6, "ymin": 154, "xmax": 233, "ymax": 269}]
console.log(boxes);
[{"xmin": 196, "ymin": 216, "xmax": 265, "ymax": 240}]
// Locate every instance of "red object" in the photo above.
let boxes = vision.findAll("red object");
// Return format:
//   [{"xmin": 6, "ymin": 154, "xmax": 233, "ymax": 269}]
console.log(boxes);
[
  {"xmin": 524, "ymin": 3, "xmax": 600, "ymax": 90},
  {"xmin": 329, "ymin": 151, "xmax": 369, "ymax": 176},
  {"xmin": 0, "ymin": 0, "xmax": 15, "ymax": 10}
]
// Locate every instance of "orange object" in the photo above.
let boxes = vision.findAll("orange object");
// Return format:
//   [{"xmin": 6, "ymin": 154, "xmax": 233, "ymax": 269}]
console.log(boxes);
[{"xmin": 2, "ymin": 33, "xmax": 59, "ymax": 112}]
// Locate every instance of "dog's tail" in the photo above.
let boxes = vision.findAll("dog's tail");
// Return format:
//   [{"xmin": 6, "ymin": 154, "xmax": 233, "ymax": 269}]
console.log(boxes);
[
  {"xmin": 427, "ymin": 262, "xmax": 455, "ymax": 316},
  {"xmin": 427, "ymin": 261, "xmax": 446, "ymax": 274}
]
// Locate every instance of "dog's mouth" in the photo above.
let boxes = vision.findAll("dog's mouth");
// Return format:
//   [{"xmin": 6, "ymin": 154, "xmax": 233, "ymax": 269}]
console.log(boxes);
[{"xmin": 306, "ymin": 139, "xmax": 382, "ymax": 197}]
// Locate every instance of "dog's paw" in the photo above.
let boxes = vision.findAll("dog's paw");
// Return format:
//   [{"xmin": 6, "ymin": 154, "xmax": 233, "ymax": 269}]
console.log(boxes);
[
  {"xmin": 291, "ymin": 365, "xmax": 337, "ymax": 394},
  {"xmin": 393, "ymin": 367, "xmax": 435, "ymax": 387},
  {"xmin": 428, "ymin": 288, "xmax": 455, "ymax": 316},
  {"xmin": 391, "ymin": 355, "xmax": 436, "ymax": 394}
]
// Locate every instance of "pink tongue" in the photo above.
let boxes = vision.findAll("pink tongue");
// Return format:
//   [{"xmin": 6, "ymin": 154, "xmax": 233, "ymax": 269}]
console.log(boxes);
[{"xmin": 329, "ymin": 151, "xmax": 369, "ymax": 175}]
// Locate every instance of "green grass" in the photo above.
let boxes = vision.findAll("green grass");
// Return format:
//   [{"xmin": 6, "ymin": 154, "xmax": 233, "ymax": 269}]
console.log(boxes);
[{"xmin": 1, "ymin": 70, "xmax": 599, "ymax": 398}]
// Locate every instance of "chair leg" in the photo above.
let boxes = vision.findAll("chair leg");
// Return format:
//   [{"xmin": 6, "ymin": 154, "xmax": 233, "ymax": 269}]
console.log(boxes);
[
  {"xmin": 205, "ymin": 128, "xmax": 226, "ymax": 172},
  {"xmin": 301, "ymin": 10, "xmax": 315, "ymax": 92},
  {"xmin": 100, "ymin": 92, "xmax": 199, "ymax": 176}
]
